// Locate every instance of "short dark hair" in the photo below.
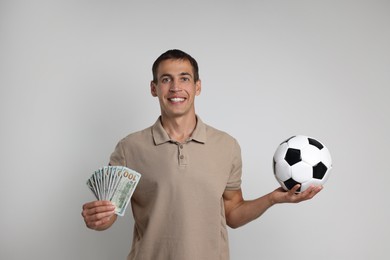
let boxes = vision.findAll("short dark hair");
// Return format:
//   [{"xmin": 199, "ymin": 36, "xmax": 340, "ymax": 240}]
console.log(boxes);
[{"xmin": 152, "ymin": 49, "xmax": 199, "ymax": 83}]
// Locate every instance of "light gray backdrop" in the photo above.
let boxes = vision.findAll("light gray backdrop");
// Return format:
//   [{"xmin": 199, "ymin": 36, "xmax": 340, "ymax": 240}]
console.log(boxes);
[{"xmin": 1, "ymin": 0, "xmax": 389, "ymax": 259}]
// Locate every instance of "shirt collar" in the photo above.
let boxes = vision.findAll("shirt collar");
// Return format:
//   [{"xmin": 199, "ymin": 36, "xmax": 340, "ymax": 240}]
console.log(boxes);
[{"xmin": 152, "ymin": 115, "xmax": 207, "ymax": 145}]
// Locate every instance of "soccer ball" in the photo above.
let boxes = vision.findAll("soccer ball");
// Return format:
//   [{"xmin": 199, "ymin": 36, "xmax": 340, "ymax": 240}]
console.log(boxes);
[{"xmin": 273, "ymin": 135, "xmax": 332, "ymax": 193}]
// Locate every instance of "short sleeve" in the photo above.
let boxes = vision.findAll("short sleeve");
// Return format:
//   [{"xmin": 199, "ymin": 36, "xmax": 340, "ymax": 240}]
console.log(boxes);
[
  {"xmin": 225, "ymin": 139, "xmax": 242, "ymax": 190},
  {"xmin": 109, "ymin": 139, "xmax": 126, "ymax": 166}
]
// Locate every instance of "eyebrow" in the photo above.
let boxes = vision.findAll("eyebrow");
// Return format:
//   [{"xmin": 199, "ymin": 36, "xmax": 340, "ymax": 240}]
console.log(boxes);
[
  {"xmin": 179, "ymin": 72, "xmax": 193, "ymax": 78},
  {"xmin": 159, "ymin": 72, "xmax": 193, "ymax": 79}
]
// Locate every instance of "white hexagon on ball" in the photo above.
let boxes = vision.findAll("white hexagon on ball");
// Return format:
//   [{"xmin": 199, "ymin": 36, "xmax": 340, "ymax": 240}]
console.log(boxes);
[
  {"xmin": 287, "ymin": 135, "xmax": 309, "ymax": 149},
  {"xmin": 274, "ymin": 160, "xmax": 292, "ymax": 182},
  {"xmin": 300, "ymin": 145, "xmax": 321, "ymax": 166},
  {"xmin": 291, "ymin": 161, "xmax": 313, "ymax": 183}
]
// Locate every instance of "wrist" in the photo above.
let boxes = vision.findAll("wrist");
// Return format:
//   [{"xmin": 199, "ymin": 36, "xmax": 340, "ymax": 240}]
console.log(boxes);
[{"xmin": 267, "ymin": 192, "xmax": 277, "ymax": 207}]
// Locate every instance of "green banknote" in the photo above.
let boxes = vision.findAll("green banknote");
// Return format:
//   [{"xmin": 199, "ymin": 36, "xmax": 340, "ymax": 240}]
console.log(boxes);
[{"xmin": 86, "ymin": 166, "xmax": 141, "ymax": 216}]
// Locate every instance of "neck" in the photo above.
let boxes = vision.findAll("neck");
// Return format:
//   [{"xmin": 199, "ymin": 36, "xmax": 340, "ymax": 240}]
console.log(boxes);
[{"xmin": 160, "ymin": 114, "xmax": 197, "ymax": 143}]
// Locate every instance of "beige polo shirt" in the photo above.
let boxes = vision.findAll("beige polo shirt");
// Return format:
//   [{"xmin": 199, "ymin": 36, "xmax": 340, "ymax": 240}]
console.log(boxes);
[{"xmin": 109, "ymin": 116, "xmax": 242, "ymax": 260}]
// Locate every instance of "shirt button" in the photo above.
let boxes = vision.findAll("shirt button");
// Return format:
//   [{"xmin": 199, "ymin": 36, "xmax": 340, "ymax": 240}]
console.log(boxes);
[
  {"xmin": 180, "ymin": 155, "xmax": 184, "ymax": 159},
  {"xmin": 179, "ymin": 145, "xmax": 184, "ymax": 149}
]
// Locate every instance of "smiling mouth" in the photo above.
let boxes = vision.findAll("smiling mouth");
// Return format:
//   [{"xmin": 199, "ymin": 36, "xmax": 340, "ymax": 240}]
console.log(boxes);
[{"xmin": 168, "ymin": 97, "xmax": 186, "ymax": 103}]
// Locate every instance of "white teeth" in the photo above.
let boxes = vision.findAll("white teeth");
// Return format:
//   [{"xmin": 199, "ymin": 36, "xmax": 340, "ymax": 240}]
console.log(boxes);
[{"xmin": 169, "ymin": 98, "xmax": 185, "ymax": 102}]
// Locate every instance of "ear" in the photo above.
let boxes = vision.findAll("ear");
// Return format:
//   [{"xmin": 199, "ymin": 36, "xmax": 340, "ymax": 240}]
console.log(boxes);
[
  {"xmin": 150, "ymin": 81, "xmax": 157, "ymax": 97},
  {"xmin": 195, "ymin": 79, "xmax": 202, "ymax": 96}
]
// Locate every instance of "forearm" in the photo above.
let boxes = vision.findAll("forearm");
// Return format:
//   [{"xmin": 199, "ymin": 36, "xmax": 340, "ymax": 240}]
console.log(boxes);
[
  {"xmin": 224, "ymin": 185, "xmax": 322, "ymax": 229},
  {"xmin": 226, "ymin": 192, "xmax": 275, "ymax": 229}
]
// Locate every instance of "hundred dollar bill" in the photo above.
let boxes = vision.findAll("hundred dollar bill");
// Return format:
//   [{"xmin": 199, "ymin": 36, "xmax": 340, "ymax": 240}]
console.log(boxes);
[
  {"xmin": 86, "ymin": 177, "xmax": 98, "ymax": 200},
  {"xmin": 110, "ymin": 167, "xmax": 141, "ymax": 216},
  {"xmin": 93, "ymin": 169, "xmax": 102, "ymax": 200},
  {"xmin": 86, "ymin": 166, "xmax": 141, "ymax": 216}
]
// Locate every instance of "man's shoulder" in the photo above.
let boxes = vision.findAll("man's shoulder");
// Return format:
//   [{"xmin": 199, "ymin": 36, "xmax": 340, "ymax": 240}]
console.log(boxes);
[
  {"xmin": 118, "ymin": 125, "xmax": 153, "ymax": 145},
  {"xmin": 203, "ymin": 122, "xmax": 237, "ymax": 143}
]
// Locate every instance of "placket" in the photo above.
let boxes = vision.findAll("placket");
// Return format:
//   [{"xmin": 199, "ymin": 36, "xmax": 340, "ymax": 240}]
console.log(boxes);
[{"xmin": 178, "ymin": 142, "xmax": 188, "ymax": 166}]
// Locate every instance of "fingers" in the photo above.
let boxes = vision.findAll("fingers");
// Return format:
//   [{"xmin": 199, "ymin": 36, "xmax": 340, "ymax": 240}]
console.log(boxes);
[
  {"xmin": 82, "ymin": 200, "xmax": 114, "ymax": 210},
  {"xmin": 305, "ymin": 185, "xmax": 323, "ymax": 198},
  {"xmin": 296, "ymin": 185, "xmax": 323, "ymax": 202},
  {"xmin": 81, "ymin": 201, "xmax": 116, "ymax": 230},
  {"xmin": 86, "ymin": 213, "xmax": 115, "ymax": 230},
  {"xmin": 285, "ymin": 185, "xmax": 322, "ymax": 203},
  {"xmin": 289, "ymin": 184, "xmax": 301, "ymax": 195}
]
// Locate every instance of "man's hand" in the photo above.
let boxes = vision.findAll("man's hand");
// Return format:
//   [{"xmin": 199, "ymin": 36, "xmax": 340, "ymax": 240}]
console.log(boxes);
[
  {"xmin": 81, "ymin": 200, "xmax": 117, "ymax": 231},
  {"xmin": 270, "ymin": 184, "xmax": 323, "ymax": 205}
]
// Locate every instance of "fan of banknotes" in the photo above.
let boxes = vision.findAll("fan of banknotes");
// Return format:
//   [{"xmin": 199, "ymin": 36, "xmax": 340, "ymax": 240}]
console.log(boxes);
[{"xmin": 86, "ymin": 166, "xmax": 141, "ymax": 216}]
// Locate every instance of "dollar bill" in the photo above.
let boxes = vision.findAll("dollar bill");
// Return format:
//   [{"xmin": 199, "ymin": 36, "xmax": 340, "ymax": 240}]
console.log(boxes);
[
  {"xmin": 110, "ymin": 167, "xmax": 141, "ymax": 216},
  {"xmin": 86, "ymin": 166, "xmax": 141, "ymax": 216}
]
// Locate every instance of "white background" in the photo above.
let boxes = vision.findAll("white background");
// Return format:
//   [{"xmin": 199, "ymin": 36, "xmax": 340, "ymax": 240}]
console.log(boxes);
[{"xmin": 1, "ymin": 1, "xmax": 389, "ymax": 259}]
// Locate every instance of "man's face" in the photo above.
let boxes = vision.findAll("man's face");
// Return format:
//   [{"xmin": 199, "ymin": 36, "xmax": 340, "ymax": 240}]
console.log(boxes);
[{"xmin": 151, "ymin": 59, "xmax": 201, "ymax": 119}]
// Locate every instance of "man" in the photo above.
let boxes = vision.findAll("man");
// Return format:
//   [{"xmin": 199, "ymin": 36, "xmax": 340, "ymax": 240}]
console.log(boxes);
[{"xmin": 82, "ymin": 49, "xmax": 322, "ymax": 259}]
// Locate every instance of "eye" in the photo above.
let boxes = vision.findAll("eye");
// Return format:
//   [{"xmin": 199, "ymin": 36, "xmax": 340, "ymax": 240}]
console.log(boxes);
[
  {"xmin": 181, "ymin": 77, "xmax": 190, "ymax": 82},
  {"xmin": 161, "ymin": 77, "xmax": 171, "ymax": 83}
]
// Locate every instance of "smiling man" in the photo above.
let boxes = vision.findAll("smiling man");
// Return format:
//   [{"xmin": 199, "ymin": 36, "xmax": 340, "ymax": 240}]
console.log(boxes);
[
  {"xmin": 150, "ymin": 56, "xmax": 201, "ymax": 143},
  {"xmin": 81, "ymin": 49, "xmax": 322, "ymax": 260}
]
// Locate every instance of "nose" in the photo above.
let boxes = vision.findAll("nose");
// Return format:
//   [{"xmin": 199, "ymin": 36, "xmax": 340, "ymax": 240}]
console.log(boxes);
[{"xmin": 169, "ymin": 79, "xmax": 182, "ymax": 92}]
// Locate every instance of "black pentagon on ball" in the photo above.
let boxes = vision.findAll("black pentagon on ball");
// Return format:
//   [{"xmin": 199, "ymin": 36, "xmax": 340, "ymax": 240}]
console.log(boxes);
[
  {"xmin": 308, "ymin": 138, "xmax": 324, "ymax": 150},
  {"xmin": 284, "ymin": 178, "xmax": 301, "ymax": 192},
  {"xmin": 284, "ymin": 148, "xmax": 301, "ymax": 166},
  {"xmin": 313, "ymin": 162, "xmax": 328, "ymax": 179}
]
